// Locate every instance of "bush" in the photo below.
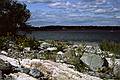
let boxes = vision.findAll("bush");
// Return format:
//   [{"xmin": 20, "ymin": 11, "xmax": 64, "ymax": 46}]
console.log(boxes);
[
  {"xmin": 100, "ymin": 41, "xmax": 120, "ymax": 56},
  {"xmin": 0, "ymin": 36, "xmax": 8, "ymax": 49},
  {"xmin": 0, "ymin": 0, "xmax": 31, "ymax": 34},
  {"xmin": 15, "ymin": 35, "xmax": 40, "ymax": 49}
]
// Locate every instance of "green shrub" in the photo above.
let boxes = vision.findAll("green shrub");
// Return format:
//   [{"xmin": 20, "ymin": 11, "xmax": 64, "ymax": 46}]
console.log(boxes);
[
  {"xmin": 100, "ymin": 41, "xmax": 120, "ymax": 56},
  {"xmin": 40, "ymin": 51, "xmax": 57, "ymax": 61},
  {"xmin": 0, "ymin": 36, "xmax": 8, "ymax": 49},
  {"xmin": 15, "ymin": 36, "xmax": 40, "ymax": 49},
  {"xmin": 64, "ymin": 46, "xmax": 87, "ymax": 72}
]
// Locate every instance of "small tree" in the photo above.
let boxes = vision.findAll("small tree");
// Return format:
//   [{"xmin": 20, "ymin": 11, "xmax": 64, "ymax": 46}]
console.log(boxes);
[{"xmin": 0, "ymin": 0, "xmax": 31, "ymax": 35}]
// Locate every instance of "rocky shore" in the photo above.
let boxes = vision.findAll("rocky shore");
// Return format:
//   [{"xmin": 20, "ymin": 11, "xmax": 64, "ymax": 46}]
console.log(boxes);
[{"xmin": 0, "ymin": 37, "xmax": 120, "ymax": 80}]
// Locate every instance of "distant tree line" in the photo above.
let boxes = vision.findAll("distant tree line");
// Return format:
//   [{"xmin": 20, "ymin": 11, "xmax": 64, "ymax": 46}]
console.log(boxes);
[{"xmin": 0, "ymin": 0, "xmax": 31, "ymax": 35}]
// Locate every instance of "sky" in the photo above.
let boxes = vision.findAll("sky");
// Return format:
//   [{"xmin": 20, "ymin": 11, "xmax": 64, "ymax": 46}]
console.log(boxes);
[{"xmin": 19, "ymin": 0, "xmax": 120, "ymax": 26}]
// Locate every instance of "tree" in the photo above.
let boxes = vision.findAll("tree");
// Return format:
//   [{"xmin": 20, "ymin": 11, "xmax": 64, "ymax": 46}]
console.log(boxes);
[{"xmin": 0, "ymin": 0, "xmax": 31, "ymax": 35}]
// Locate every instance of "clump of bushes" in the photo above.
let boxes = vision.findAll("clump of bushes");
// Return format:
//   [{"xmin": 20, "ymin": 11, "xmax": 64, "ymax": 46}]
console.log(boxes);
[
  {"xmin": 0, "ymin": 37, "xmax": 6, "ymax": 48},
  {"xmin": 63, "ymin": 45, "xmax": 87, "ymax": 72},
  {"xmin": 99, "ymin": 41, "xmax": 120, "ymax": 56},
  {"xmin": 15, "ymin": 35, "xmax": 40, "ymax": 50},
  {"xmin": 0, "ymin": 0, "xmax": 30, "ymax": 35}
]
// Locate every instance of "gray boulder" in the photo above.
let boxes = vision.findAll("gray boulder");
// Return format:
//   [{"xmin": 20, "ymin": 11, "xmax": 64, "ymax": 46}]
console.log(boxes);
[{"xmin": 80, "ymin": 53, "xmax": 104, "ymax": 71}]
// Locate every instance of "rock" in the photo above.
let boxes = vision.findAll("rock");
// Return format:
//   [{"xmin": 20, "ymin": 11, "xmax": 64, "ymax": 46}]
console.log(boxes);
[
  {"xmin": 84, "ymin": 45, "xmax": 94, "ymax": 53},
  {"xmin": 72, "ymin": 45, "xmax": 79, "ymax": 48},
  {"xmin": 106, "ymin": 58, "xmax": 120, "ymax": 78},
  {"xmin": 1, "ymin": 51, "xmax": 8, "ymax": 55},
  {"xmin": 113, "ymin": 59, "xmax": 120, "ymax": 78},
  {"xmin": 15, "ymin": 67, "xmax": 30, "ymax": 74},
  {"xmin": 10, "ymin": 72, "xmax": 37, "ymax": 80},
  {"xmin": 0, "ymin": 55, "xmax": 20, "ymax": 67},
  {"xmin": 0, "ymin": 55, "xmax": 102, "ymax": 80},
  {"xmin": 106, "ymin": 58, "xmax": 114, "ymax": 68},
  {"xmin": 47, "ymin": 47, "xmax": 57, "ymax": 51},
  {"xmin": 21, "ymin": 59, "xmax": 102, "ymax": 80},
  {"xmin": 29, "ymin": 68, "xmax": 44, "ymax": 78},
  {"xmin": 80, "ymin": 53, "xmax": 104, "ymax": 71},
  {"xmin": 57, "ymin": 51, "xmax": 64, "ymax": 55},
  {"xmin": 8, "ymin": 49, "xmax": 12, "ymax": 53},
  {"xmin": 56, "ymin": 51, "xmax": 65, "ymax": 63},
  {"xmin": 23, "ymin": 47, "xmax": 31, "ymax": 52},
  {"xmin": 102, "ymin": 57, "xmax": 109, "ymax": 67},
  {"xmin": 40, "ymin": 42, "xmax": 51, "ymax": 48}
]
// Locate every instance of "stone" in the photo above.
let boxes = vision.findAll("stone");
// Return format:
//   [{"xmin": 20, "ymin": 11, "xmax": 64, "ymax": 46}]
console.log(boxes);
[
  {"xmin": 57, "ymin": 51, "xmax": 64, "ymax": 55},
  {"xmin": 10, "ymin": 72, "xmax": 37, "ymax": 80},
  {"xmin": 80, "ymin": 53, "xmax": 104, "ymax": 71},
  {"xmin": 113, "ymin": 59, "xmax": 120, "ymax": 78},
  {"xmin": 56, "ymin": 51, "xmax": 65, "ymax": 63},
  {"xmin": 106, "ymin": 58, "xmax": 114, "ymax": 68},
  {"xmin": 40, "ymin": 42, "xmax": 51, "ymax": 48},
  {"xmin": 23, "ymin": 47, "xmax": 31, "ymax": 52},
  {"xmin": 21, "ymin": 59, "xmax": 102, "ymax": 80},
  {"xmin": 106, "ymin": 58, "xmax": 120, "ymax": 78},
  {"xmin": 72, "ymin": 45, "xmax": 79, "ymax": 48},
  {"xmin": 15, "ymin": 67, "xmax": 30, "ymax": 74},
  {"xmin": 1, "ymin": 51, "xmax": 8, "ymax": 55},
  {"xmin": 47, "ymin": 47, "xmax": 57, "ymax": 51},
  {"xmin": 8, "ymin": 49, "xmax": 12, "ymax": 52},
  {"xmin": 0, "ymin": 55, "xmax": 102, "ymax": 80},
  {"xmin": 0, "ymin": 55, "xmax": 20, "ymax": 67},
  {"xmin": 29, "ymin": 68, "xmax": 44, "ymax": 78}
]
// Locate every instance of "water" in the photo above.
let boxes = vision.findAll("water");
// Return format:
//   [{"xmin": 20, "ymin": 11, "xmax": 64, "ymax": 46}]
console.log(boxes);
[
  {"xmin": 24, "ymin": 31, "xmax": 120, "ymax": 42},
  {"xmin": 19, "ymin": 0, "xmax": 120, "ymax": 26}
]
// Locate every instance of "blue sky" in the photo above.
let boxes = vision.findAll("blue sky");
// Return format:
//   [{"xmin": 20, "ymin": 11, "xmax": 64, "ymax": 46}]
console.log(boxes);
[{"xmin": 20, "ymin": 0, "xmax": 120, "ymax": 26}]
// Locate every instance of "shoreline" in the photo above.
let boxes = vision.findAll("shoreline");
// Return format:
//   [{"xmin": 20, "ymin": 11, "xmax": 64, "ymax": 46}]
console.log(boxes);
[{"xmin": 19, "ymin": 25, "xmax": 120, "ymax": 31}]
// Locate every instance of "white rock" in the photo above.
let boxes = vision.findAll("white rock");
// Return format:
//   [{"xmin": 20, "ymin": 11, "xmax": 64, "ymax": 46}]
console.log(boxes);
[
  {"xmin": 8, "ymin": 49, "xmax": 12, "ymax": 52},
  {"xmin": 106, "ymin": 58, "xmax": 120, "ymax": 78},
  {"xmin": 47, "ymin": 47, "xmax": 57, "ymax": 51},
  {"xmin": 40, "ymin": 42, "xmax": 51, "ymax": 48},
  {"xmin": 108, "ymin": 53, "xmax": 114, "ymax": 57},
  {"xmin": 21, "ymin": 59, "xmax": 102, "ymax": 80},
  {"xmin": 73, "ymin": 45, "xmax": 78, "ymax": 48},
  {"xmin": 106, "ymin": 58, "xmax": 114, "ymax": 68},
  {"xmin": 75, "ymin": 53, "xmax": 79, "ymax": 56},
  {"xmin": 57, "ymin": 51, "xmax": 64, "ymax": 55},
  {"xmin": 1, "ymin": 51, "xmax": 8, "ymax": 55},
  {"xmin": 24, "ymin": 47, "xmax": 31, "ymax": 52},
  {"xmin": 0, "ymin": 55, "xmax": 20, "ymax": 67},
  {"xmin": 0, "ymin": 55, "xmax": 102, "ymax": 80},
  {"xmin": 10, "ymin": 72, "xmax": 37, "ymax": 80},
  {"xmin": 113, "ymin": 59, "xmax": 120, "ymax": 78}
]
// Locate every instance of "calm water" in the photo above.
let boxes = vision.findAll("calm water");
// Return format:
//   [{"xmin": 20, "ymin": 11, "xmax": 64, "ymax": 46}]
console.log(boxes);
[
  {"xmin": 19, "ymin": 0, "xmax": 120, "ymax": 26},
  {"xmin": 24, "ymin": 31, "xmax": 120, "ymax": 42}
]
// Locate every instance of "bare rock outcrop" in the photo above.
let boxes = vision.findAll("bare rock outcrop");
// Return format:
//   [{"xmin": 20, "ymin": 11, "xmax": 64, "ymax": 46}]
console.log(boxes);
[{"xmin": 0, "ymin": 55, "xmax": 102, "ymax": 80}]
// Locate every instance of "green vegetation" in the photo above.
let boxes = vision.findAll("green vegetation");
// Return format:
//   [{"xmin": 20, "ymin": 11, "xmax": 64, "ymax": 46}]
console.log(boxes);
[
  {"xmin": 100, "ymin": 41, "xmax": 120, "ymax": 56},
  {"xmin": 0, "ymin": 0, "xmax": 30, "ymax": 35},
  {"xmin": 15, "ymin": 35, "xmax": 40, "ymax": 50}
]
